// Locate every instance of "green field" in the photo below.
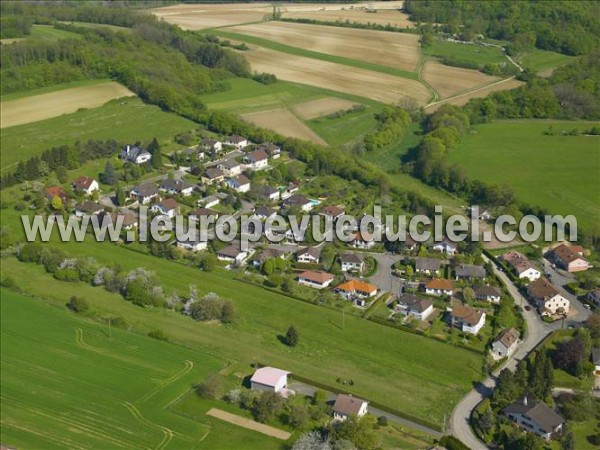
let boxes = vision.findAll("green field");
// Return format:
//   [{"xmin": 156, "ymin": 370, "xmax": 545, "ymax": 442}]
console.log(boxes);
[
  {"xmin": 1, "ymin": 96, "xmax": 197, "ymax": 171},
  {"xmin": 424, "ymin": 40, "xmax": 507, "ymax": 68},
  {"xmin": 1, "ymin": 24, "xmax": 82, "ymax": 44},
  {"xmin": 448, "ymin": 120, "xmax": 600, "ymax": 229},
  {"xmin": 518, "ymin": 48, "xmax": 575, "ymax": 74},
  {"xmin": 0, "ymin": 79, "xmax": 113, "ymax": 102},
  {"xmin": 0, "ymin": 288, "xmax": 284, "ymax": 449},
  {"xmin": 2, "ymin": 240, "xmax": 483, "ymax": 428}
]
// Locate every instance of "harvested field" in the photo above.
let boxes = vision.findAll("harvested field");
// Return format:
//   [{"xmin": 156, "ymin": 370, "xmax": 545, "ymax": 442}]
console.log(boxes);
[
  {"xmin": 282, "ymin": 8, "xmax": 413, "ymax": 29},
  {"xmin": 241, "ymin": 46, "xmax": 430, "ymax": 105},
  {"xmin": 426, "ymin": 78, "xmax": 525, "ymax": 111},
  {"xmin": 294, "ymin": 97, "xmax": 359, "ymax": 119},
  {"xmin": 1, "ymin": 81, "xmax": 134, "ymax": 128},
  {"xmin": 206, "ymin": 408, "xmax": 291, "ymax": 440},
  {"xmin": 422, "ymin": 60, "xmax": 499, "ymax": 99},
  {"xmin": 241, "ymin": 108, "xmax": 327, "ymax": 145},
  {"xmin": 229, "ymin": 21, "xmax": 420, "ymax": 72}
]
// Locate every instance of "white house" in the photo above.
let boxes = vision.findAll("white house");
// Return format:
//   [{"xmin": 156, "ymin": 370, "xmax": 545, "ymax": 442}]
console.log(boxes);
[
  {"xmin": 527, "ymin": 278, "xmax": 570, "ymax": 316},
  {"xmin": 259, "ymin": 142, "xmax": 281, "ymax": 159},
  {"xmin": 158, "ymin": 179, "xmax": 195, "ymax": 197},
  {"xmin": 130, "ymin": 183, "xmax": 159, "ymax": 205},
  {"xmin": 151, "ymin": 198, "xmax": 178, "ymax": 218},
  {"xmin": 250, "ymin": 366, "xmax": 290, "ymax": 393},
  {"xmin": 350, "ymin": 231, "xmax": 376, "ymax": 250},
  {"xmin": 244, "ymin": 149, "xmax": 269, "ymax": 171},
  {"xmin": 548, "ymin": 244, "xmax": 589, "ymax": 273},
  {"xmin": 226, "ymin": 174, "xmax": 251, "ymax": 193},
  {"xmin": 254, "ymin": 185, "xmax": 280, "ymax": 202},
  {"xmin": 175, "ymin": 237, "xmax": 208, "ymax": 252},
  {"xmin": 592, "ymin": 348, "xmax": 600, "ymax": 375},
  {"xmin": 217, "ymin": 245, "xmax": 249, "ymax": 266},
  {"xmin": 395, "ymin": 294, "xmax": 434, "ymax": 321},
  {"xmin": 424, "ymin": 279, "xmax": 453, "ymax": 296},
  {"xmin": 297, "ymin": 247, "xmax": 321, "ymax": 264},
  {"xmin": 450, "ymin": 304, "xmax": 486, "ymax": 335},
  {"xmin": 491, "ymin": 328, "xmax": 520, "ymax": 360},
  {"xmin": 339, "ymin": 253, "xmax": 364, "ymax": 273},
  {"xmin": 217, "ymin": 159, "xmax": 243, "ymax": 177},
  {"xmin": 432, "ymin": 239, "xmax": 458, "ymax": 255},
  {"xmin": 200, "ymin": 138, "xmax": 222, "ymax": 153},
  {"xmin": 297, "ymin": 271, "xmax": 334, "ymax": 289},
  {"xmin": 414, "ymin": 257, "xmax": 442, "ymax": 276},
  {"xmin": 198, "ymin": 194, "xmax": 220, "ymax": 209},
  {"xmin": 475, "ymin": 285, "xmax": 502, "ymax": 304},
  {"xmin": 284, "ymin": 194, "xmax": 313, "ymax": 212},
  {"xmin": 201, "ymin": 168, "xmax": 225, "ymax": 185},
  {"xmin": 503, "ymin": 398, "xmax": 565, "ymax": 441},
  {"xmin": 225, "ymin": 135, "xmax": 249, "ymax": 149},
  {"xmin": 332, "ymin": 394, "xmax": 368, "ymax": 421},
  {"xmin": 335, "ymin": 280, "xmax": 378, "ymax": 305},
  {"xmin": 120, "ymin": 144, "xmax": 152, "ymax": 164},
  {"xmin": 72, "ymin": 176, "xmax": 99, "ymax": 195},
  {"xmin": 500, "ymin": 251, "xmax": 541, "ymax": 282},
  {"xmin": 75, "ymin": 201, "xmax": 104, "ymax": 217}
]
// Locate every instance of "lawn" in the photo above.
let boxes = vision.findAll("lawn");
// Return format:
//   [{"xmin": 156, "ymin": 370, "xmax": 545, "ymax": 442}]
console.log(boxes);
[
  {"xmin": 1, "ymin": 243, "xmax": 484, "ymax": 428},
  {"xmin": 1, "ymin": 96, "xmax": 197, "ymax": 171},
  {"xmin": 448, "ymin": 120, "xmax": 600, "ymax": 230},
  {"xmin": 423, "ymin": 40, "xmax": 507, "ymax": 69},
  {"xmin": 0, "ymin": 288, "xmax": 284, "ymax": 449}
]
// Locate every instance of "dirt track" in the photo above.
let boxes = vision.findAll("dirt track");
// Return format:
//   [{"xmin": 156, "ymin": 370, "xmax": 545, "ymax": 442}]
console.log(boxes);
[{"xmin": 206, "ymin": 408, "xmax": 291, "ymax": 440}]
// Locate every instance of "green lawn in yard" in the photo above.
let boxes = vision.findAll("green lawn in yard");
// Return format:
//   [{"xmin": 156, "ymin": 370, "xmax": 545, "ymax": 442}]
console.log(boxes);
[
  {"xmin": 448, "ymin": 120, "xmax": 600, "ymax": 229},
  {"xmin": 0, "ymin": 288, "xmax": 284, "ymax": 449},
  {"xmin": 1, "ymin": 245, "xmax": 484, "ymax": 428},
  {"xmin": 423, "ymin": 40, "xmax": 507, "ymax": 69},
  {"xmin": 570, "ymin": 419, "xmax": 600, "ymax": 450},
  {"xmin": 1, "ymin": 97, "xmax": 197, "ymax": 171}
]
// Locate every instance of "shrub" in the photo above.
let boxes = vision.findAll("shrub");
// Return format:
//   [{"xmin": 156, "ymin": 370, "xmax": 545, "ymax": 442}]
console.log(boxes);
[
  {"xmin": 285, "ymin": 326, "xmax": 299, "ymax": 347},
  {"xmin": 195, "ymin": 375, "xmax": 224, "ymax": 399},
  {"xmin": 148, "ymin": 329, "xmax": 168, "ymax": 341},
  {"xmin": 66, "ymin": 296, "xmax": 89, "ymax": 313}
]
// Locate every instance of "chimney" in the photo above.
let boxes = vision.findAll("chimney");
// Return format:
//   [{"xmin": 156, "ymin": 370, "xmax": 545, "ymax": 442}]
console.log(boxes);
[{"xmin": 523, "ymin": 397, "xmax": 528, "ymax": 406}]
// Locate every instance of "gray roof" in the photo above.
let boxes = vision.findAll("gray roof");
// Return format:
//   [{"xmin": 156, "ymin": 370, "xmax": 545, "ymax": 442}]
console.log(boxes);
[
  {"xmin": 503, "ymin": 400, "xmax": 564, "ymax": 433},
  {"xmin": 494, "ymin": 328, "xmax": 519, "ymax": 348},
  {"xmin": 159, "ymin": 179, "xmax": 194, "ymax": 192},
  {"xmin": 254, "ymin": 248, "xmax": 285, "ymax": 263},
  {"xmin": 593, "ymin": 348, "xmax": 600, "ymax": 365},
  {"xmin": 297, "ymin": 246, "xmax": 321, "ymax": 259},
  {"xmin": 397, "ymin": 294, "xmax": 432, "ymax": 313},
  {"xmin": 415, "ymin": 257, "xmax": 442, "ymax": 272},
  {"xmin": 132, "ymin": 182, "xmax": 158, "ymax": 197},
  {"xmin": 254, "ymin": 185, "xmax": 279, "ymax": 198},
  {"xmin": 284, "ymin": 194, "xmax": 311, "ymax": 206},
  {"xmin": 475, "ymin": 285, "xmax": 501, "ymax": 298},
  {"xmin": 254, "ymin": 206, "xmax": 276, "ymax": 218},
  {"xmin": 219, "ymin": 159, "xmax": 242, "ymax": 169},
  {"xmin": 340, "ymin": 253, "xmax": 363, "ymax": 264},
  {"xmin": 204, "ymin": 168, "xmax": 224, "ymax": 180},
  {"xmin": 121, "ymin": 144, "xmax": 150, "ymax": 161},
  {"xmin": 455, "ymin": 264, "xmax": 486, "ymax": 278},
  {"xmin": 76, "ymin": 201, "xmax": 104, "ymax": 214}
]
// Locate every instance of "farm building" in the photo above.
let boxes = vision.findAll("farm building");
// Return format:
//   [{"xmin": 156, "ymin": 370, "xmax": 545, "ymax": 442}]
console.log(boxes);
[{"xmin": 250, "ymin": 366, "xmax": 290, "ymax": 394}]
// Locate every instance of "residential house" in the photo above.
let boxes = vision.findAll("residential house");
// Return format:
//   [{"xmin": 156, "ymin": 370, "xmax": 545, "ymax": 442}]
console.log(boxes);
[
  {"xmin": 75, "ymin": 201, "xmax": 104, "ymax": 217},
  {"xmin": 201, "ymin": 168, "xmax": 225, "ymax": 185},
  {"xmin": 547, "ymin": 244, "xmax": 589, "ymax": 272},
  {"xmin": 320, "ymin": 205, "xmax": 345, "ymax": 221},
  {"xmin": 130, "ymin": 183, "xmax": 159, "ymax": 205},
  {"xmin": 198, "ymin": 194, "xmax": 220, "ymax": 209},
  {"xmin": 158, "ymin": 179, "xmax": 195, "ymax": 197},
  {"xmin": 500, "ymin": 251, "xmax": 541, "ymax": 282},
  {"xmin": 225, "ymin": 135, "xmax": 249, "ymax": 149},
  {"xmin": 401, "ymin": 236, "xmax": 419, "ymax": 252},
  {"xmin": 250, "ymin": 366, "xmax": 290, "ymax": 394},
  {"xmin": 226, "ymin": 174, "xmax": 251, "ymax": 193},
  {"xmin": 253, "ymin": 185, "xmax": 280, "ymax": 202},
  {"xmin": 332, "ymin": 394, "xmax": 368, "ymax": 421},
  {"xmin": 200, "ymin": 138, "xmax": 222, "ymax": 153},
  {"xmin": 151, "ymin": 198, "xmax": 178, "ymax": 218},
  {"xmin": 592, "ymin": 348, "xmax": 600, "ymax": 375},
  {"xmin": 527, "ymin": 278, "xmax": 570, "ymax": 316},
  {"xmin": 280, "ymin": 181, "xmax": 300, "ymax": 200},
  {"xmin": 350, "ymin": 231, "xmax": 376, "ymax": 250},
  {"xmin": 424, "ymin": 279, "xmax": 453, "ymax": 296},
  {"xmin": 72, "ymin": 176, "xmax": 99, "ymax": 195},
  {"xmin": 335, "ymin": 279, "xmax": 378, "ymax": 306},
  {"xmin": 217, "ymin": 159, "xmax": 243, "ymax": 177},
  {"xmin": 244, "ymin": 149, "xmax": 269, "ymax": 171},
  {"xmin": 588, "ymin": 288, "xmax": 600, "ymax": 307},
  {"xmin": 395, "ymin": 294, "xmax": 434, "ymax": 321},
  {"xmin": 491, "ymin": 328, "xmax": 520, "ymax": 360},
  {"xmin": 120, "ymin": 144, "xmax": 151, "ymax": 164},
  {"xmin": 432, "ymin": 239, "xmax": 458, "ymax": 255},
  {"xmin": 175, "ymin": 237, "xmax": 207, "ymax": 252},
  {"xmin": 252, "ymin": 247, "xmax": 286, "ymax": 266},
  {"xmin": 455, "ymin": 264, "xmax": 486, "ymax": 281},
  {"xmin": 258, "ymin": 142, "xmax": 281, "ymax": 159},
  {"xmin": 189, "ymin": 207, "xmax": 219, "ymax": 222},
  {"xmin": 297, "ymin": 246, "xmax": 321, "ymax": 264},
  {"xmin": 503, "ymin": 398, "xmax": 565, "ymax": 441},
  {"xmin": 283, "ymin": 194, "xmax": 313, "ymax": 212},
  {"xmin": 450, "ymin": 304, "xmax": 486, "ymax": 335},
  {"xmin": 339, "ymin": 253, "xmax": 364, "ymax": 273},
  {"xmin": 474, "ymin": 285, "xmax": 502, "ymax": 304},
  {"xmin": 97, "ymin": 212, "xmax": 138, "ymax": 230},
  {"xmin": 415, "ymin": 257, "xmax": 442, "ymax": 276},
  {"xmin": 45, "ymin": 186, "xmax": 67, "ymax": 203},
  {"xmin": 297, "ymin": 271, "xmax": 334, "ymax": 289},
  {"xmin": 253, "ymin": 206, "xmax": 277, "ymax": 221},
  {"xmin": 217, "ymin": 245, "xmax": 249, "ymax": 266}
]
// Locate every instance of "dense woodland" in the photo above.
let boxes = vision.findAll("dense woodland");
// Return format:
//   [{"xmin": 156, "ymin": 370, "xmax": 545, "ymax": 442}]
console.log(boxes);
[{"xmin": 404, "ymin": 0, "xmax": 600, "ymax": 56}]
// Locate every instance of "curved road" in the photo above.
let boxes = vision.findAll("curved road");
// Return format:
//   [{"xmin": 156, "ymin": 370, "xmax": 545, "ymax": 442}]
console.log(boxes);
[{"xmin": 449, "ymin": 255, "xmax": 590, "ymax": 449}]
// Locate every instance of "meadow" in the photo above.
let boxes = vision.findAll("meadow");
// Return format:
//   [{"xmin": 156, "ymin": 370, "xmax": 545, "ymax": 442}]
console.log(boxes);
[
  {"xmin": 1, "ymin": 242, "xmax": 484, "ymax": 429},
  {"xmin": 0, "ymin": 288, "xmax": 284, "ymax": 450},
  {"xmin": 448, "ymin": 120, "xmax": 600, "ymax": 229},
  {"xmin": 423, "ymin": 40, "xmax": 507, "ymax": 69},
  {"xmin": 0, "ymin": 24, "xmax": 81, "ymax": 44},
  {"xmin": 1, "ymin": 96, "xmax": 197, "ymax": 171}
]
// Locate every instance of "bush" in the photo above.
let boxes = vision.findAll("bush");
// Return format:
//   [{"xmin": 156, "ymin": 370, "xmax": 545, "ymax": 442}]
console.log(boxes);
[
  {"xmin": 195, "ymin": 375, "xmax": 224, "ymax": 399},
  {"xmin": 148, "ymin": 329, "xmax": 168, "ymax": 341},
  {"xmin": 284, "ymin": 326, "xmax": 299, "ymax": 347},
  {"xmin": 66, "ymin": 296, "xmax": 89, "ymax": 313},
  {"xmin": 377, "ymin": 416, "xmax": 388, "ymax": 426},
  {"xmin": 1, "ymin": 276, "xmax": 16, "ymax": 289}
]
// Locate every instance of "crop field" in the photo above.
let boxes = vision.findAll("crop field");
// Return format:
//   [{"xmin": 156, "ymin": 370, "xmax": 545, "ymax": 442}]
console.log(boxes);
[
  {"xmin": 0, "ymin": 289, "xmax": 285, "ymax": 450},
  {"xmin": 1, "ymin": 81, "xmax": 134, "ymax": 129},
  {"xmin": 1, "ymin": 246, "xmax": 483, "ymax": 428},
  {"xmin": 240, "ymin": 44, "xmax": 431, "ymax": 105},
  {"xmin": 448, "ymin": 120, "xmax": 600, "ymax": 229},
  {"xmin": 1, "ymin": 96, "xmax": 196, "ymax": 171},
  {"xmin": 294, "ymin": 97, "xmax": 359, "ymax": 120},
  {"xmin": 228, "ymin": 22, "xmax": 420, "ymax": 72},
  {"xmin": 422, "ymin": 60, "xmax": 500, "ymax": 99},
  {"xmin": 425, "ymin": 78, "xmax": 524, "ymax": 111},
  {"xmin": 241, "ymin": 108, "xmax": 327, "ymax": 145},
  {"xmin": 281, "ymin": 7, "xmax": 413, "ymax": 29}
]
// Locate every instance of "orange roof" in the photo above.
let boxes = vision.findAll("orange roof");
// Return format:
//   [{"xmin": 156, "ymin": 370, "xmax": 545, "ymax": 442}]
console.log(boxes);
[
  {"xmin": 425, "ymin": 279, "xmax": 453, "ymax": 290},
  {"xmin": 336, "ymin": 279, "xmax": 378, "ymax": 294}
]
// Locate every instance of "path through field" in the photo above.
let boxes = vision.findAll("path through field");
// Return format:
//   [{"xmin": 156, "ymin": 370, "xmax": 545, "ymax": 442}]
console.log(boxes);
[{"xmin": 206, "ymin": 408, "xmax": 291, "ymax": 440}]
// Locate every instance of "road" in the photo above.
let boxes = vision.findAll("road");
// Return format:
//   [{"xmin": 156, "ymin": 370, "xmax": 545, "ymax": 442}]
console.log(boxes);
[
  {"xmin": 449, "ymin": 254, "xmax": 591, "ymax": 449},
  {"xmin": 287, "ymin": 381, "xmax": 443, "ymax": 438},
  {"xmin": 346, "ymin": 250, "xmax": 404, "ymax": 294}
]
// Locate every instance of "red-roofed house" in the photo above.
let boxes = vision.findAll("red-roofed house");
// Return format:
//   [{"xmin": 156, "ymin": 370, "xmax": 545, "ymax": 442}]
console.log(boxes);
[
  {"xmin": 547, "ymin": 244, "xmax": 589, "ymax": 272},
  {"xmin": 72, "ymin": 176, "xmax": 99, "ymax": 195},
  {"xmin": 45, "ymin": 186, "xmax": 67, "ymax": 203},
  {"xmin": 424, "ymin": 279, "xmax": 453, "ymax": 296}
]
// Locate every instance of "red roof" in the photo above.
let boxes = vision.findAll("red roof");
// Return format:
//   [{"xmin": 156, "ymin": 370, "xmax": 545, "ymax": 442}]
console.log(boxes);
[
  {"xmin": 425, "ymin": 279, "xmax": 453, "ymax": 290},
  {"xmin": 45, "ymin": 186, "xmax": 67, "ymax": 199},
  {"xmin": 73, "ymin": 176, "xmax": 95, "ymax": 189},
  {"xmin": 336, "ymin": 279, "xmax": 377, "ymax": 294},
  {"xmin": 161, "ymin": 198, "xmax": 178, "ymax": 211}
]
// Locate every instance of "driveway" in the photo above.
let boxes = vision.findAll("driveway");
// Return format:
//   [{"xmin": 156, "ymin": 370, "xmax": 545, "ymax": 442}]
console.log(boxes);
[{"xmin": 346, "ymin": 251, "xmax": 404, "ymax": 293}]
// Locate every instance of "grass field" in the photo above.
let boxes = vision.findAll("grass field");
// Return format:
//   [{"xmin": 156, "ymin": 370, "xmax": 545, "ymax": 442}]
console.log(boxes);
[
  {"xmin": 0, "ymin": 288, "xmax": 285, "ymax": 449},
  {"xmin": 1, "ymin": 96, "xmax": 196, "ymax": 171},
  {"xmin": 1, "ymin": 80, "xmax": 134, "ymax": 129},
  {"xmin": 518, "ymin": 48, "xmax": 575, "ymax": 75},
  {"xmin": 0, "ymin": 24, "xmax": 81, "ymax": 45},
  {"xmin": 1, "ymin": 243, "xmax": 483, "ymax": 428},
  {"xmin": 448, "ymin": 120, "xmax": 600, "ymax": 229},
  {"xmin": 424, "ymin": 41, "xmax": 507, "ymax": 69}
]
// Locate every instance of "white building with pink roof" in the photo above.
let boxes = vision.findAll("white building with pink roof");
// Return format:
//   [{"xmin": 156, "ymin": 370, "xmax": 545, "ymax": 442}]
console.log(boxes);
[{"xmin": 250, "ymin": 366, "xmax": 290, "ymax": 393}]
